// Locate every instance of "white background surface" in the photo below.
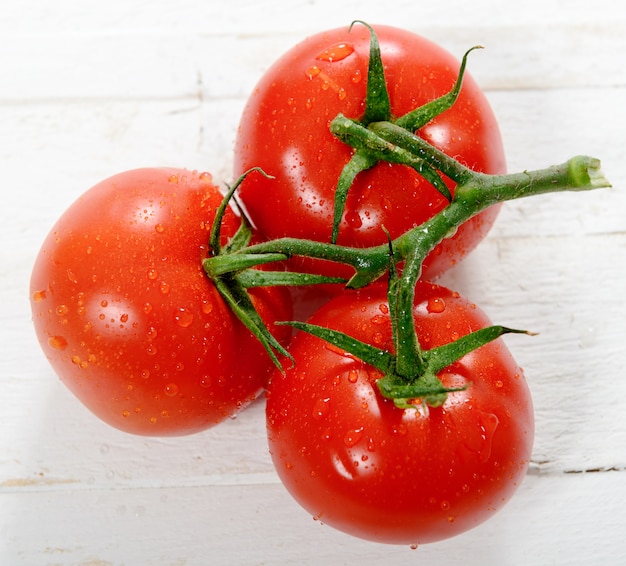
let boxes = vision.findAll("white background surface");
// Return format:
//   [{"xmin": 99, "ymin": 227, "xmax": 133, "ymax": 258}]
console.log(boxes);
[{"xmin": 2, "ymin": 1, "xmax": 626, "ymax": 564}]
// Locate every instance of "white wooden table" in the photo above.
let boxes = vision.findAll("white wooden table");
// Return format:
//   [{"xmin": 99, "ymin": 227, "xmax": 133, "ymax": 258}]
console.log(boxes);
[{"xmin": 2, "ymin": 1, "xmax": 625, "ymax": 564}]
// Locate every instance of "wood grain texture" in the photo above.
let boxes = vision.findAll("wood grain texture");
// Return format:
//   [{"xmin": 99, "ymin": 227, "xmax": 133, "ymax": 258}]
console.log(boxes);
[{"xmin": 2, "ymin": 0, "xmax": 625, "ymax": 563}]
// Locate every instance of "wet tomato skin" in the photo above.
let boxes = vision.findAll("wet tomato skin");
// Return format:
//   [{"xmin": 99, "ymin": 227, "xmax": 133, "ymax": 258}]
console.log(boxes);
[
  {"xmin": 234, "ymin": 25, "xmax": 505, "ymax": 284},
  {"xmin": 266, "ymin": 282, "xmax": 533, "ymax": 544},
  {"xmin": 30, "ymin": 168, "xmax": 291, "ymax": 436}
]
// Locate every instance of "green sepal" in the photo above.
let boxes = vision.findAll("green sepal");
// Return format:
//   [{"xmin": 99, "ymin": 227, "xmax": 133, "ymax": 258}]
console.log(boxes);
[
  {"xmin": 278, "ymin": 320, "xmax": 395, "ymax": 374},
  {"xmin": 350, "ymin": 20, "xmax": 392, "ymax": 125},
  {"xmin": 209, "ymin": 166, "xmax": 273, "ymax": 255},
  {"xmin": 423, "ymin": 325, "xmax": 532, "ymax": 375},
  {"xmin": 331, "ymin": 149, "xmax": 378, "ymax": 244},
  {"xmin": 213, "ymin": 275, "xmax": 293, "ymax": 371},
  {"xmin": 222, "ymin": 208, "xmax": 253, "ymax": 254},
  {"xmin": 394, "ymin": 45, "xmax": 483, "ymax": 132}
]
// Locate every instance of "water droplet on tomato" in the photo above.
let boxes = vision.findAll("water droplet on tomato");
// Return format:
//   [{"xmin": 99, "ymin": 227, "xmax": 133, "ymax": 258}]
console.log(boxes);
[
  {"xmin": 440, "ymin": 500, "xmax": 451, "ymax": 511},
  {"xmin": 461, "ymin": 412, "xmax": 499, "ymax": 464},
  {"xmin": 478, "ymin": 412, "xmax": 499, "ymax": 455},
  {"xmin": 147, "ymin": 268, "xmax": 158, "ymax": 280},
  {"xmin": 427, "ymin": 297, "xmax": 446, "ymax": 313},
  {"xmin": 199, "ymin": 171, "xmax": 212, "ymax": 182},
  {"xmin": 155, "ymin": 223, "xmax": 165, "ymax": 234},
  {"xmin": 315, "ymin": 42, "xmax": 355, "ymax": 62},
  {"xmin": 372, "ymin": 332, "xmax": 384, "ymax": 346},
  {"xmin": 306, "ymin": 65, "xmax": 321, "ymax": 79},
  {"xmin": 337, "ymin": 87, "xmax": 347, "ymax": 100},
  {"xmin": 56, "ymin": 304, "xmax": 69, "ymax": 316},
  {"xmin": 347, "ymin": 369, "xmax": 358, "ymax": 383},
  {"xmin": 391, "ymin": 423, "xmax": 408, "ymax": 436},
  {"xmin": 351, "ymin": 69, "xmax": 362, "ymax": 84},
  {"xmin": 344, "ymin": 427, "xmax": 364, "ymax": 447},
  {"xmin": 168, "ymin": 174, "xmax": 179, "ymax": 184},
  {"xmin": 410, "ymin": 544, "xmax": 419, "ymax": 550},
  {"xmin": 159, "ymin": 281, "xmax": 170, "ymax": 294},
  {"xmin": 146, "ymin": 344, "xmax": 158, "ymax": 356},
  {"xmin": 164, "ymin": 383, "xmax": 179, "ymax": 397},
  {"xmin": 48, "ymin": 335, "xmax": 68, "ymax": 350},
  {"xmin": 174, "ymin": 307, "xmax": 194, "ymax": 328},
  {"xmin": 346, "ymin": 210, "xmax": 362, "ymax": 229},
  {"xmin": 32, "ymin": 290, "xmax": 47, "ymax": 302},
  {"xmin": 312, "ymin": 397, "xmax": 330, "ymax": 420}
]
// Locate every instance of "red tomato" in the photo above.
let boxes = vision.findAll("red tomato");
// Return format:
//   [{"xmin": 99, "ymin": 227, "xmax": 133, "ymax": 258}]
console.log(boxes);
[
  {"xmin": 234, "ymin": 25, "xmax": 505, "ymax": 285},
  {"xmin": 266, "ymin": 283, "xmax": 533, "ymax": 545},
  {"xmin": 30, "ymin": 168, "xmax": 292, "ymax": 436}
]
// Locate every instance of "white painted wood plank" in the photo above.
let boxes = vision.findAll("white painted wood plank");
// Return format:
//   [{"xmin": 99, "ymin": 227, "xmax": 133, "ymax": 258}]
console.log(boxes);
[
  {"xmin": 2, "ymin": 1, "xmax": 625, "ymax": 102},
  {"xmin": 5, "ymin": 0, "xmax": 623, "ymax": 35},
  {"xmin": 2, "ymin": 472, "xmax": 626, "ymax": 565},
  {"xmin": 2, "ymin": 21, "xmax": 624, "ymax": 102}
]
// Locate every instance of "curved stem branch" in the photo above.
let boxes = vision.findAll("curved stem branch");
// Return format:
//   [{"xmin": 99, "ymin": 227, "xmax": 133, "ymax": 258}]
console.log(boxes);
[{"xmin": 238, "ymin": 155, "xmax": 609, "ymax": 288}]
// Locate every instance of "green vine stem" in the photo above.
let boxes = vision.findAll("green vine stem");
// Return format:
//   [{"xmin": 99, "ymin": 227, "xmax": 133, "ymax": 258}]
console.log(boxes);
[
  {"xmin": 203, "ymin": 21, "xmax": 611, "ymax": 404},
  {"xmin": 211, "ymin": 153, "xmax": 608, "ymax": 289},
  {"xmin": 205, "ymin": 152, "xmax": 608, "ymax": 401}
]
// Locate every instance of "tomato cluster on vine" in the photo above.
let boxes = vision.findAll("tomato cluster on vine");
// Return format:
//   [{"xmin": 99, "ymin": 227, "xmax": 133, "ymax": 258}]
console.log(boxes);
[{"xmin": 30, "ymin": 22, "xmax": 608, "ymax": 546}]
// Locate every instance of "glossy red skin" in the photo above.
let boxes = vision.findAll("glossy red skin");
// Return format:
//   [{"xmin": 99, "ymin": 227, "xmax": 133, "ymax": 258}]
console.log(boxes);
[
  {"xmin": 266, "ymin": 283, "xmax": 533, "ymax": 544},
  {"xmin": 30, "ymin": 168, "xmax": 292, "ymax": 436},
  {"xmin": 234, "ymin": 25, "xmax": 505, "ymax": 284}
]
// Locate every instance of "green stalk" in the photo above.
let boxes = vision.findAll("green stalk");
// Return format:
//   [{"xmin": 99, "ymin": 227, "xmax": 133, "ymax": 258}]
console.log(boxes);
[
  {"xmin": 202, "ymin": 21, "xmax": 611, "ymax": 403},
  {"xmin": 230, "ymin": 154, "xmax": 608, "ymax": 288}
]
